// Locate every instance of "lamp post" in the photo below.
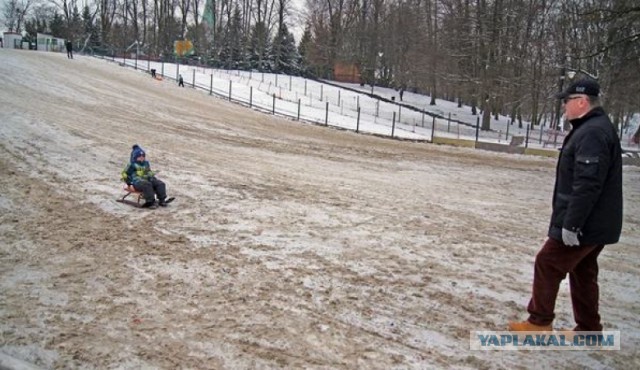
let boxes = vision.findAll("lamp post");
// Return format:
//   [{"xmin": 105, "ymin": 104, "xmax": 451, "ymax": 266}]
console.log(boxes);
[
  {"xmin": 567, "ymin": 68, "xmax": 598, "ymax": 81},
  {"xmin": 371, "ymin": 51, "xmax": 383, "ymax": 94},
  {"xmin": 554, "ymin": 60, "xmax": 567, "ymax": 131}
]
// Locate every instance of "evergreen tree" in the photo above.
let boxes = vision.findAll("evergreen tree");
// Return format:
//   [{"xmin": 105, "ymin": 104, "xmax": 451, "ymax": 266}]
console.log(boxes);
[
  {"xmin": 298, "ymin": 26, "xmax": 313, "ymax": 77},
  {"xmin": 82, "ymin": 5, "xmax": 100, "ymax": 48},
  {"xmin": 39, "ymin": 19, "xmax": 47, "ymax": 35},
  {"xmin": 219, "ymin": 7, "xmax": 246, "ymax": 69},
  {"xmin": 272, "ymin": 24, "xmax": 300, "ymax": 75},
  {"xmin": 218, "ymin": 28, "xmax": 232, "ymax": 68},
  {"xmin": 69, "ymin": 5, "xmax": 82, "ymax": 41},
  {"xmin": 23, "ymin": 18, "xmax": 39, "ymax": 43},
  {"xmin": 49, "ymin": 12, "xmax": 66, "ymax": 38},
  {"xmin": 229, "ymin": 8, "xmax": 247, "ymax": 69},
  {"xmin": 248, "ymin": 21, "xmax": 271, "ymax": 71},
  {"xmin": 306, "ymin": 18, "xmax": 332, "ymax": 78}
]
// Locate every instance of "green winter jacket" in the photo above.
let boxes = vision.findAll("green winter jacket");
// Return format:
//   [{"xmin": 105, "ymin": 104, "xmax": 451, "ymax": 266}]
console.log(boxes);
[{"xmin": 121, "ymin": 160, "xmax": 155, "ymax": 185}]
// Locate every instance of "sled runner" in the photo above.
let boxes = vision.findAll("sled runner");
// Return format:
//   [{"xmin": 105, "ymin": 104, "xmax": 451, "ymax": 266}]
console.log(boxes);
[
  {"xmin": 116, "ymin": 185, "xmax": 175, "ymax": 208},
  {"xmin": 116, "ymin": 184, "xmax": 145, "ymax": 207}
]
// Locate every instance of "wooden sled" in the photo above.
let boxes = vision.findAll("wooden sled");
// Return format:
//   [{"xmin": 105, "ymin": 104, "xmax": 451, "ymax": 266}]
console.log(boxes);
[
  {"xmin": 154, "ymin": 76, "xmax": 163, "ymax": 81},
  {"xmin": 116, "ymin": 184, "xmax": 175, "ymax": 208},
  {"xmin": 116, "ymin": 184, "xmax": 145, "ymax": 207}
]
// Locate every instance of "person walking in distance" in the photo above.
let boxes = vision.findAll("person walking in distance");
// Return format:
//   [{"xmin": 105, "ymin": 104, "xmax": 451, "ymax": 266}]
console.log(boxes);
[
  {"xmin": 178, "ymin": 74, "xmax": 184, "ymax": 87},
  {"xmin": 508, "ymin": 79, "xmax": 623, "ymax": 333},
  {"xmin": 66, "ymin": 40, "xmax": 73, "ymax": 59}
]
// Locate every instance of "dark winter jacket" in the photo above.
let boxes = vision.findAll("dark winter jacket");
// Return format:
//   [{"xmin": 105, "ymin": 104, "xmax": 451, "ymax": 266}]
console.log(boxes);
[
  {"xmin": 123, "ymin": 160, "xmax": 155, "ymax": 185},
  {"xmin": 548, "ymin": 107, "xmax": 623, "ymax": 245}
]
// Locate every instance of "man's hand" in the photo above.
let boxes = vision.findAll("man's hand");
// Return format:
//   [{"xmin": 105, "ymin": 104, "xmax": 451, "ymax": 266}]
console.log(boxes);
[{"xmin": 562, "ymin": 228, "xmax": 580, "ymax": 247}]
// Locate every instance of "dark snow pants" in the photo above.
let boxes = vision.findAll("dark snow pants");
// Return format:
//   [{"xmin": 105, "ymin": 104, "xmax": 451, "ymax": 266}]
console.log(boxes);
[
  {"xmin": 134, "ymin": 178, "xmax": 167, "ymax": 203},
  {"xmin": 527, "ymin": 238, "xmax": 605, "ymax": 331}
]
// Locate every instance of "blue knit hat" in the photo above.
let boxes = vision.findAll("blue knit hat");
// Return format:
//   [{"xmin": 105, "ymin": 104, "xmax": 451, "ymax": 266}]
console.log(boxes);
[{"xmin": 130, "ymin": 144, "xmax": 145, "ymax": 162}]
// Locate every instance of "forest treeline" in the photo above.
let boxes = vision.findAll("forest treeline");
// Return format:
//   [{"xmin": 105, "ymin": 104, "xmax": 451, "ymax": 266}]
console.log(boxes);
[{"xmin": 3, "ymin": 0, "xmax": 639, "ymax": 133}]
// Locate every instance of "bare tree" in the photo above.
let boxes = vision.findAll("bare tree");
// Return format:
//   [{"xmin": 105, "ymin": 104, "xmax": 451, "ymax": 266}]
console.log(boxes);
[
  {"xmin": 99, "ymin": 0, "xmax": 117, "ymax": 46},
  {"xmin": 177, "ymin": 0, "xmax": 190, "ymax": 38},
  {"xmin": 2, "ymin": 0, "xmax": 34, "ymax": 33}
]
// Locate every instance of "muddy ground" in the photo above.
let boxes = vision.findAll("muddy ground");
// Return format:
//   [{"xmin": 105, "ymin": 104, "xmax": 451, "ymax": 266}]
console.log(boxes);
[{"xmin": 1, "ymin": 49, "xmax": 639, "ymax": 369}]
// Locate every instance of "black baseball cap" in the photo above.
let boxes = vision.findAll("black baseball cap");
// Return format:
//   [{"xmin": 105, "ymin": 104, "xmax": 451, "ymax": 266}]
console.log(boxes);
[{"xmin": 556, "ymin": 79, "xmax": 600, "ymax": 99}]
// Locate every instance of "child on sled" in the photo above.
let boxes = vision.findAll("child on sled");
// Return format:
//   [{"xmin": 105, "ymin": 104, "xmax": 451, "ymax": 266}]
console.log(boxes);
[{"xmin": 121, "ymin": 145, "xmax": 173, "ymax": 208}]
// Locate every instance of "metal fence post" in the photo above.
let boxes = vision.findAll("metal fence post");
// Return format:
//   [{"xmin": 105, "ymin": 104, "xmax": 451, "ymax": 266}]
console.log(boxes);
[
  {"xmin": 356, "ymin": 107, "xmax": 361, "ymax": 133},
  {"xmin": 272, "ymin": 94, "xmax": 276, "ymax": 114},
  {"xmin": 250, "ymin": 86, "xmax": 253, "ymax": 108},
  {"xmin": 539, "ymin": 125, "xmax": 544, "ymax": 144},
  {"xmin": 192, "ymin": 70, "xmax": 196, "ymax": 88},
  {"xmin": 209, "ymin": 74, "xmax": 213, "ymax": 95},
  {"xmin": 297, "ymin": 98, "xmax": 301, "ymax": 120},
  {"xmin": 475, "ymin": 116, "xmax": 480, "ymax": 143},
  {"xmin": 392, "ymin": 111, "xmax": 396, "ymax": 138},
  {"xmin": 325, "ymin": 102, "xmax": 329, "ymax": 126},
  {"xmin": 431, "ymin": 116, "xmax": 436, "ymax": 141},
  {"xmin": 229, "ymin": 80, "xmax": 232, "ymax": 100},
  {"xmin": 525, "ymin": 124, "xmax": 530, "ymax": 148}
]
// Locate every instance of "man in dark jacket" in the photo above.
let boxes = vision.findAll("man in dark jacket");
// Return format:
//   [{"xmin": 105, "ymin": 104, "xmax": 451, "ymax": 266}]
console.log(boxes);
[
  {"xmin": 66, "ymin": 40, "xmax": 73, "ymax": 59},
  {"xmin": 509, "ymin": 79, "xmax": 623, "ymax": 333}
]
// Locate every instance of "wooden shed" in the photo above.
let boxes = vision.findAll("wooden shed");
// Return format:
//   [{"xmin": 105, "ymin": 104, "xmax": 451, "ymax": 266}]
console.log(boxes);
[{"xmin": 333, "ymin": 62, "xmax": 361, "ymax": 84}]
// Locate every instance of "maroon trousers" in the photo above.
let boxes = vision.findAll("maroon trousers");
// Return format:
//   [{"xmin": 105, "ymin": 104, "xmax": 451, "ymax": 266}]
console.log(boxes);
[{"xmin": 527, "ymin": 238, "xmax": 605, "ymax": 331}]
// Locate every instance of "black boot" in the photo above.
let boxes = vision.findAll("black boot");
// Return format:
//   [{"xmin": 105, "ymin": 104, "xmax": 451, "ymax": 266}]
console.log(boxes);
[
  {"xmin": 141, "ymin": 200, "xmax": 156, "ymax": 208},
  {"xmin": 158, "ymin": 197, "xmax": 174, "ymax": 207}
]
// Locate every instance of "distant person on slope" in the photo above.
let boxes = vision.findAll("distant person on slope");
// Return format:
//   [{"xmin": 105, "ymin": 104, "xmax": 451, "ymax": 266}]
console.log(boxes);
[
  {"xmin": 178, "ymin": 74, "xmax": 184, "ymax": 87},
  {"xmin": 121, "ymin": 145, "xmax": 173, "ymax": 208},
  {"xmin": 66, "ymin": 40, "xmax": 73, "ymax": 59}
]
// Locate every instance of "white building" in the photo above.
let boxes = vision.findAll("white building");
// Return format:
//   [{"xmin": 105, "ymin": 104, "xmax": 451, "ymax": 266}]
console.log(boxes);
[
  {"xmin": 36, "ymin": 33, "xmax": 65, "ymax": 52},
  {"xmin": 2, "ymin": 32, "xmax": 22, "ymax": 49}
]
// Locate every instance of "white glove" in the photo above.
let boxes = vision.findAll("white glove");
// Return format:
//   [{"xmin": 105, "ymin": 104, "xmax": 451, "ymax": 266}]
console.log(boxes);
[{"xmin": 562, "ymin": 228, "xmax": 580, "ymax": 247}]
